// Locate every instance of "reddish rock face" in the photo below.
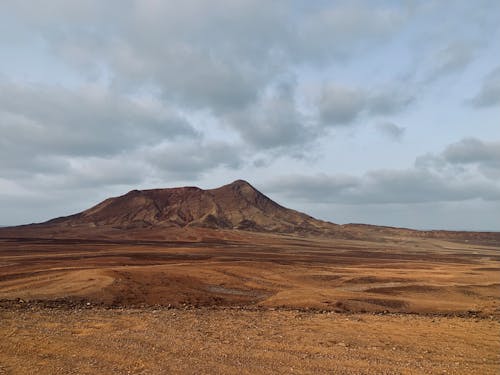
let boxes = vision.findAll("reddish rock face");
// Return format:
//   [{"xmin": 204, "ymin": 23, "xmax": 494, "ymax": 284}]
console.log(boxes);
[
  {"xmin": 2, "ymin": 180, "xmax": 498, "ymax": 243},
  {"xmin": 41, "ymin": 180, "xmax": 335, "ymax": 234}
]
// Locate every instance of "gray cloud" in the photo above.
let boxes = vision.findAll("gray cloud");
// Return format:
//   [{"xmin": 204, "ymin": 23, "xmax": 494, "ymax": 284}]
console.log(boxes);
[
  {"xmin": 296, "ymin": 4, "xmax": 407, "ymax": 61},
  {"xmin": 36, "ymin": 157, "xmax": 148, "ymax": 190},
  {"xmin": 266, "ymin": 173, "xmax": 360, "ymax": 199},
  {"xmin": 4, "ymin": 2, "xmax": 403, "ymax": 108},
  {"xmin": 0, "ymin": 1, "xmax": 419, "ymax": 158},
  {"xmin": 359, "ymin": 169, "xmax": 500, "ymax": 203},
  {"xmin": 145, "ymin": 141, "xmax": 244, "ymax": 180},
  {"xmin": 224, "ymin": 82, "xmax": 317, "ymax": 150},
  {"xmin": 0, "ymin": 138, "xmax": 247, "ymax": 208},
  {"xmin": 318, "ymin": 85, "xmax": 414, "ymax": 126},
  {"xmin": 0, "ymin": 138, "xmax": 248, "ymax": 222},
  {"xmin": 376, "ymin": 122, "xmax": 405, "ymax": 140},
  {"xmin": 0, "ymin": 1, "xmax": 499, "ymax": 230},
  {"xmin": 368, "ymin": 91, "xmax": 414, "ymax": 116},
  {"xmin": 318, "ymin": 85, "xmax": 366, "ymax": 126},
  {"xmin": 0, "ymin": 81, "xmax": 196, "ymax": 173},
  {"xmin": 470, "ymin": 66, "xmax": 500, "ymax": 107},
  {"xmin": 427, "ymin": 41, "xmax": 476, "ymax": 80},
  {"xmin": 3, "ymin": 1, "xmax": 411, "ymax": 124},
  {"xmin": 417, "ymin": 137, "xmax": 500, "ymax": 179},
  {"xmin": 267, "ymin": 169, "xmax": 500, "ymax": 205},
  {"xmin": 442, "ymin": 138, "xmax": 500, "ymax": 165},
  {"xmin": 0, "ymin": 79, "xmax": 248, "ymax": 193},
  {"xmin": 266, "ymin": 138, "xmax": 500, "ymax": 205}
]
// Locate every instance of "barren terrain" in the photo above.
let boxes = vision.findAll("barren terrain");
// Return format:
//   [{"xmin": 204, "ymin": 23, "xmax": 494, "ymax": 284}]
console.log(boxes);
[
  {"xmin": 1, "ymin": 232, "xmax": 499, "ymax": 315},
  {"xmin": 1, "ymin": 307, "xmax": 499, "ymax": 375},
  {"xmin": 1, "ymin": 181, "xmax": 499, "ymax": 374},
  {"xmin": 1, "ymin": 230, "xmax": 499, "ymax": 374}
]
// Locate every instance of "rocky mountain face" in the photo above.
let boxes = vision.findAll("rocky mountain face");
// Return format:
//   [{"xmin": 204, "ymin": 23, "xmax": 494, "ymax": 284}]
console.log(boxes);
[
  {"xmin": 3, "ymin": 180, "xmax": 498, "ymax": 243},
  {"xmin": 45, "ymin": 180, "xmax": 334, "ymax": 233}
]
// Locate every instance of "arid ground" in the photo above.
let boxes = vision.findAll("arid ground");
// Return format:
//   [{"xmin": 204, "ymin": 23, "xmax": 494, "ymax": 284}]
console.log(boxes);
[
  {"xmin": 1, "ymin": 230, "xmax": 499, "ymax": 374},
  {"xmin": 1, "ymin": 307, "xmax": 498, "ymax": 375}
]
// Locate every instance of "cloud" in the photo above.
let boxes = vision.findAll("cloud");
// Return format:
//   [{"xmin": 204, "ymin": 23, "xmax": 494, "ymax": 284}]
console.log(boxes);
[
  {"xmin": 417, "ymin": 137, "xmax": 500, "ymax": 179},
  {"xmin": 0, "ymin": 79, "xmax": 248, "ymax": 192},
  {"xmin": 359, "ymin": 168, "xmax": 500, "ymax": 203},
  {"xmin": 376, "ymin": 122, "xmax": 405, "ymax": 140},
  {"xmin": 427, "ymin": 41, "xmax": 476, "ymax": 80},
  {"xmin": 266, "ymin": 173, "xmax": 360, "ymax": 199},
  {"xmin": 1, "ymin": 1, "xmax": 499, "ymax": 230},
  {"xmin": 469, "ymin": 66, "xmax": 500, "ymax": 107},
  {"xmin": 442, "ymin": 138, "xmax": 500, "ymax": 165},
  {"xmin": 39, "ymin": 156, "xmax": 148, "ymax": 190},
  {"xmin": 223, "ymin": 81, "xmax": 317, "ymax": 150},
  {"xmin": 0, "ymin": 81, "xmax": 196, "ymax": 173},
  {"xmin": 267, "ymin": 169, "xmax": 500, "ymax": 205},
  {"xmin": 145, "ymin": 141, "xmax": 244, "ymax": 179},
  {"xmin": 0, "ymin": 1, "xmax": 419, "ymax": 156},
  {"xmin": 317, "ymin": 85, "xmax": 366, "ymax": 126},
  {"xmin": 296, "ymin": 4, "xmax": 407, "ymax": 61},
  {"xmin": 318, "ymin": 85, "xmax": 414, "ymax": 126},
  {"xmin": 0, "ymin": 138, "xmax": 248, "ymax": 222},
  {"xmin": 266, "ymin": 138, "xmax": 500, "ymax": 205},
  {"xmin": 3, "ymin": 1, "xmax": 410, "ymax": 117}
]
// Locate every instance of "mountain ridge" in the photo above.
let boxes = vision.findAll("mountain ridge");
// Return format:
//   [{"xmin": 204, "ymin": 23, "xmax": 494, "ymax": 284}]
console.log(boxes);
[
  {"xmin": 1, "ymin": 180, "xmax": 499, "ymax": 244},
  {"xmin": 42, "ymin": 179, "xmax": 334, "ymax": 234}
]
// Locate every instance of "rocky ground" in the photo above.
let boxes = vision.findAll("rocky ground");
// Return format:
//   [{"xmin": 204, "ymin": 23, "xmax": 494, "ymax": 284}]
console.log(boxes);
[
  {"xmin": 1, "ymin": 305, "xmax": 498, "ymax": 375},
  {"xmin": 1, "ymin": 229, "xmax": 499, "ymax": 374}
]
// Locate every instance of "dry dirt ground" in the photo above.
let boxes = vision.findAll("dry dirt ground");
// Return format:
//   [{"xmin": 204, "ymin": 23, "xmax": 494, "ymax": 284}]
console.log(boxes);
[
  {"xmin": 1, "ymin": 231, "xmax": 499, "ymax": 373},
  {"xmin": 1, "ymin": 307, "xmax": 499, "ymax": 375}
]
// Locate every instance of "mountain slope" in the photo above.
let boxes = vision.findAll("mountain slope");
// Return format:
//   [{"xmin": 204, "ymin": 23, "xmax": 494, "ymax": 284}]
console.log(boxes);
[
  {"xmin": 44, "ymin": 180, "xmax": 334, "ymax": 234},
  {"xmin": 2, "ymin": 180, "xmax": 498, "ymax": 243}
]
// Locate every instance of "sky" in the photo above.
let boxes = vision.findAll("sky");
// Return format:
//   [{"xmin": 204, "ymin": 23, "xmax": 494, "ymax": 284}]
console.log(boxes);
[{"xmin": 1, "ymin": 0, "xmax": 499, "ymax": 230}]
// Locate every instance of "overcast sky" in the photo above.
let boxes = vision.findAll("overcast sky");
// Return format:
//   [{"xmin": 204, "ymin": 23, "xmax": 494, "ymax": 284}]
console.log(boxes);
[{"xmin": 1, "ymin": 0, "xmax": 499, "ymax": 230}]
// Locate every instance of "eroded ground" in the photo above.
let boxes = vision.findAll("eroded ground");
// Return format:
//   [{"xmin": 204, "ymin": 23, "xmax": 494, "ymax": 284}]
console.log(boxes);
[
  {"xmin": 0, "ymin": 232, "xmax": 499, "ymax": 374},
  {"xmin": 1, "ymin": 233, "xmax": 499, "ymax": 315}
]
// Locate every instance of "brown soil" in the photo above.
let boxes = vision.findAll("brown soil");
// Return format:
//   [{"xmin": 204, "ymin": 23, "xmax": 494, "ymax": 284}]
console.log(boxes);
[
  {"xmin": 0, "ymin": 307, "xmax": 498, "ymax": 375},
  {"xmin": 1, "ymin": 190, "xmax": 499, "ymax": 374},
  {"xmin": 1, "ymin": 232, "xmax": 498, "ymax": 316}
]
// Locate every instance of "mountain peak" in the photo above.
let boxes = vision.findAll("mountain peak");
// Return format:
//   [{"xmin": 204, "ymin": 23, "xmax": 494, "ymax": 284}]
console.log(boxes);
[
  {"xmin": 229, "ymin": 179, "xmax": 252, "ymax": 187},
  {"xmin": 39, "ymin": 180, "xmax": 333, "ymax": 234},
  {"xmin": 221, "ymin": 179, "xmax": 256, "ymax": 192}
]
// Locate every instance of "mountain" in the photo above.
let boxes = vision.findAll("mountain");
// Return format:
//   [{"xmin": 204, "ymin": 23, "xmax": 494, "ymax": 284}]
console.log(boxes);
[
  {"xmin": 37, "ymin": 180, "xmax": 335, "ymax": 234},
  {"xmin": 1, "ymin": 179, "xmax": 498, "ymax": 243}
]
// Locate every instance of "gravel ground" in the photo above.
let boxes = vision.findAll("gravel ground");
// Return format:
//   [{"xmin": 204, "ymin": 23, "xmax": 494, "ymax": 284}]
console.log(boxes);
[{"xmin": 1, "ymin": 306, "xmax": 498, "ymax": 375}]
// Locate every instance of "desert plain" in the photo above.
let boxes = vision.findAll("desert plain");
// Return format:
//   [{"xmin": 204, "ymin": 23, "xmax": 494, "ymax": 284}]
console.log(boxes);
[{"xmin": 1, "ymin": 227, "xmax": 499, "ymax": 374}]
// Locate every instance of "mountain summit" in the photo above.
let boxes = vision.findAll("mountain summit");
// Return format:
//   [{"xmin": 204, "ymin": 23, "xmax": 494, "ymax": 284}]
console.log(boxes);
[
  {"xmin": 2, "ymin": 180, "xmax": 498, "ymax": 242},
  {"xmin": 45, "ymin": 180, "xmax": 333, "ymax": 233}
]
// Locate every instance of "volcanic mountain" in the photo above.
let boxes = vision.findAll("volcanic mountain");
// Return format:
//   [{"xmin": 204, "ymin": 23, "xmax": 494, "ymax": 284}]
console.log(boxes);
[
  {"xmin": 2, "ymin": 179, "xmax": 498, "ymax": 243},
  {"xmin": 36, "ymin": 180, "xmax": 335, "ymax": 235}
]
